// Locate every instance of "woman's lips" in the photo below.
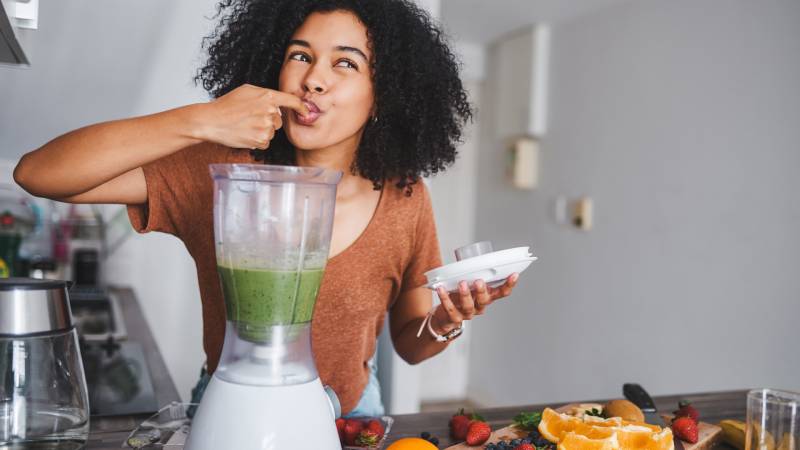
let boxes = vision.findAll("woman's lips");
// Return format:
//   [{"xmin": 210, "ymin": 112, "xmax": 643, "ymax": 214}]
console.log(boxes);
[{"xmin": 294, "ymin": 100, "xmax": 322, "ymax": 126}]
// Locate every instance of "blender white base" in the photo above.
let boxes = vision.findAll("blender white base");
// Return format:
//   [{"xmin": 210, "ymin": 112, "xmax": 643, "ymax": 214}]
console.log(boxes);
[{"xmin": 184, "ymin": 375, "xmax": 339, "ymax": 450}]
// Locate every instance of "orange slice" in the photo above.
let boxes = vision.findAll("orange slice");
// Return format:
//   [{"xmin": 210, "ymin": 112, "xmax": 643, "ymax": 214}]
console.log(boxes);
[
  {"xmin": 620, "ymin": 419, "xmax": 662, "ymax": 432},
  {"xmin": 572, "ymin": 423, "xmax": 617, "ymax": 440},
  {"xmin": 614, "ymin": 425, "xmax": 674, "ymax": 450},
  {"xmin": 559, "ymin": 431, "xmax": 620, "ymax": 450},
  {"xmin": 541, "ymin": 407, "xmax": 674, "ymax": 450},
  {"xmin": 539, "ymin": 408, "xmax": 583, "ymax": 443},
  {"xmin": 584, "ymin": 415, "xmax": 625, "ymax": 427}
]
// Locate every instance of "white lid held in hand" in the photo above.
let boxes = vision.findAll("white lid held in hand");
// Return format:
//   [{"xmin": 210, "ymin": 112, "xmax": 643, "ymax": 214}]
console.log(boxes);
[
  {"xmin": 454, "ymin": 241, "xmax": 494, "ymax": 261},
  {"xmin": 424, "ymin": 242, "xmax": 537, "ymax": 292}
]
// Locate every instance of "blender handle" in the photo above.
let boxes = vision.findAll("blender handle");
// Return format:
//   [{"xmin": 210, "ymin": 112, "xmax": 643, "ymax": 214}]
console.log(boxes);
[{"xmin": 323, "ymin": 385, "xmax": 342, "ymax": 419}]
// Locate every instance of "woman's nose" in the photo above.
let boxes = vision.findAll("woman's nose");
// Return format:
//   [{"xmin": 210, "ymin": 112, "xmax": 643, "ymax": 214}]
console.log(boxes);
[{"xmin": 303, "ymin": 67, "xmax": 327, "ymax": 94}]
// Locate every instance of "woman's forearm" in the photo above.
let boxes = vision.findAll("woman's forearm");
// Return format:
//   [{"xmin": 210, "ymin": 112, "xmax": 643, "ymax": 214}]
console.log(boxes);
[
  {"xmin": 14, "ymin": 103, "xmax": 206, "ymax": 199},
  {"xmin": 392, "ymin": 315, "xmax": 454, "ymax": 365}
]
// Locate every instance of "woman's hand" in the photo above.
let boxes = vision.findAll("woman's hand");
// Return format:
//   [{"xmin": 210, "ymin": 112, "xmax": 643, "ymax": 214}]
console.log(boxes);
[
  {"xmin": 194, "ymin": 84, "xmax": 308, "ymax": 150},
  {"xmin": 430, "ymin": 273, "xmax": 520, "ymax": 334}
]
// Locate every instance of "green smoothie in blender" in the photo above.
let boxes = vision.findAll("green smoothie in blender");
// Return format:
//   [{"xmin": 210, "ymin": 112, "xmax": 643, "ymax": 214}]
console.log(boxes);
[{"xmin": 217, "ymin": 265, "xmax": 324, "ymax": 341}]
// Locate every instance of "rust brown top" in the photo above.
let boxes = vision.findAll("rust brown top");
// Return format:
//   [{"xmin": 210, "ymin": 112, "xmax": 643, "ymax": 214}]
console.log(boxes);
[{"xmin": 127, "ymin": 142, "xmax": 442, "ymax": 414}]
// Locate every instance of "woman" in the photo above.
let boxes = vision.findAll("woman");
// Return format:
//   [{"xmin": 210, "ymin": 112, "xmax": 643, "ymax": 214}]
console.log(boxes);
[{"xmin": 14, "ymin": 0, "xmax": 519, "ymax": 417}]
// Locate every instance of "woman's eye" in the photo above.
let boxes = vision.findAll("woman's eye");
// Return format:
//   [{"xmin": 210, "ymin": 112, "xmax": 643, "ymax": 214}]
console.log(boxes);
[
  {"xmin": 289, "ymin": 52, "xmax": 310, "ymax": 63},
  {"xmin": 335, "ymin": 59, "xmax": 357, "ymax": 69}
]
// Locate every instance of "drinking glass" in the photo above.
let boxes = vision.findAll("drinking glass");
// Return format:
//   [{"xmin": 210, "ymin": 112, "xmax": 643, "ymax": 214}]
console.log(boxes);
[{"xmin": 746, "ymin": 388, "xmax": 799, "ymax": 450}]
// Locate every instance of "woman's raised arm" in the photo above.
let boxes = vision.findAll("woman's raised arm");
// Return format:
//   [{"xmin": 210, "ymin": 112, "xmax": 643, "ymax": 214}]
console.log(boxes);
[{"xmin": 14, "ymin": 84, "xmax": 307, "ymax": 204}]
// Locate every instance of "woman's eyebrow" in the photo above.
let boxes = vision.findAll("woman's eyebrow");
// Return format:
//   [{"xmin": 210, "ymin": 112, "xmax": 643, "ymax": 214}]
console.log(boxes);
[
  {"xmin": 335, "ymin": 46, "xmax": 368, "ymax": 61},
  {"xmin": 288, "ymin": 39, "xmax": 311, "ymax": 48},
  {"xmin": 288, "ymin": 39, "xmax": 367, "ymax": 61}
]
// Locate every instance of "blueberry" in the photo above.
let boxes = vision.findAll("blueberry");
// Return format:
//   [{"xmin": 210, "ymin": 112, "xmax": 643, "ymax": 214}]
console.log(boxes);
[
  {"xmin": 420, "ymin": 431, "xmax": 431, "ymax": 439},
  {"xmin": 430, "ymin": 437, "xmax": 439, "ymax": 446},
  {"xmin": 511, "ymin": 439, "xmax": 522, "ymax": 446}
]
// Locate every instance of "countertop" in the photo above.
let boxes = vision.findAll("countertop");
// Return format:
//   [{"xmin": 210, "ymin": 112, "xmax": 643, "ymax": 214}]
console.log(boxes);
[
  {"xmin": 86, "ymin": 287, "xmax": 181, "ymax": 449},
  {"xmin": 386, "ymin": 389, "xmax": 748, "ymax": 447},
  {"xmin": 83, "ymin": 289, "xmax": 747, "ymax": 449}
]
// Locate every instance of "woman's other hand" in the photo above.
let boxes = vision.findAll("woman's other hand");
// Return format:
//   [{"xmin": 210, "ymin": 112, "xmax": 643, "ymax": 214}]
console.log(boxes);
[
  {"xmin": 195, "ymin": 84, "xmax": 308, "ymax": 150},
  {"xmin": 430, "ymin": 273, "xmax": 520, "ymax": 334}
]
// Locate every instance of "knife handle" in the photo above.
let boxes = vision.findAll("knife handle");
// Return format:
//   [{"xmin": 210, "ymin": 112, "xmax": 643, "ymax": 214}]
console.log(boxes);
[{"xmin": 623, "ymin": 383, "xmax": 657, "ymax": 412}]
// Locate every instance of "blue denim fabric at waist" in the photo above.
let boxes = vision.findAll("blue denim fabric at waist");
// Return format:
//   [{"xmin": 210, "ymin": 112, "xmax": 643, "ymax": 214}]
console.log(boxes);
[
  {"xmin": 188, "ymin": 355, "xmax": 384, "ymax": 418},
  {"xmin": 343, "ymin": 355, "xmax": 385, "ymax": 418}
]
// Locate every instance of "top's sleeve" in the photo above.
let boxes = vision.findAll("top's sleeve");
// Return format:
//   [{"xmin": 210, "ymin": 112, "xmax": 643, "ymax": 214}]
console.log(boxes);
[
  {"xmin": 126, "ymin": 144, "xmax": 206, "ymax": 237},
  {"xmin": 401, "ymin": 182, "xmax": 443, "ymax": 292}
]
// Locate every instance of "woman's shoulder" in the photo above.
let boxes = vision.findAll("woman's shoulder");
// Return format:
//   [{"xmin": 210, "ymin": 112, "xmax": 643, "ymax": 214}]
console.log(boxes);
[
  {"xmin": 379, "ymin": 179, "xmax": 433, "ymax": 228},
  {"xmin": 381, "ymin": 178, "xmax": 431, "ymax": 205}
]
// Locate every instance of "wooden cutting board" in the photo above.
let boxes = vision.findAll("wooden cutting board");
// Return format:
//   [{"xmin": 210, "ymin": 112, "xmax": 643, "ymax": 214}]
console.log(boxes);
[
  {"xmin": 659, "ymin": 414, "xmax": 722, "ymax": 450},
  {"xmin": 445, "ymin": 404, "xmax": 722, "ymax": 450}
]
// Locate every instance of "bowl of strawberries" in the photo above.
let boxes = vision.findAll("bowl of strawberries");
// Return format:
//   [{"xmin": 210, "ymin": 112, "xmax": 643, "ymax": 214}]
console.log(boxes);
[{"xmin": 338, "ymin": 416, "xmax": 394, "ymax": 449}]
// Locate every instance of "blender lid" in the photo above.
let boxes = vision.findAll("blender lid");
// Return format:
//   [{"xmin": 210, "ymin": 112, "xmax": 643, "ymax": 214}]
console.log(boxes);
[
  {"xmin": 424, "ymin": 247, "xmax": 533, "ymax": 281},
  {"xmin": 424, "ymin": 246, "xmax": 537, "ymax": 292},
  {"xmin": 0, "ymin": 277, "xmax": 73, "ymax": 336},
  {"xmin": 209, "ymin": 164, "xmax": 342, "ymax": 185}
]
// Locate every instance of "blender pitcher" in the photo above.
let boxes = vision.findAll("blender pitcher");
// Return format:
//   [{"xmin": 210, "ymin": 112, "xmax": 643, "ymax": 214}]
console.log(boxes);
[{"xmin": 185, "ymin": 164, "xmax": 342, "ymax": 450}]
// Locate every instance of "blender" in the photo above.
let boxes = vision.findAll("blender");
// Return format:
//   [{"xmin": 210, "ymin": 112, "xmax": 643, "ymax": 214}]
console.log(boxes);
[{"xmin": 184, "ymin": 164, "xmax": 342, "ymax": 450}]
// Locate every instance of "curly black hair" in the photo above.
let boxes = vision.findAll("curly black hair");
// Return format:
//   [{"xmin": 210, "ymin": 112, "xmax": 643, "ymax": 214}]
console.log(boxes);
[{"xmin": 196, "ymin": 0, "xmax": 472, "ymax": 194}]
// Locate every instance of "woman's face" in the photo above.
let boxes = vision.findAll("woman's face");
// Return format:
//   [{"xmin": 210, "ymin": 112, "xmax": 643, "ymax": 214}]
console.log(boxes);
[{"xmin": 279, "ymin": 10, "xmax": 374, "ymax": 153}]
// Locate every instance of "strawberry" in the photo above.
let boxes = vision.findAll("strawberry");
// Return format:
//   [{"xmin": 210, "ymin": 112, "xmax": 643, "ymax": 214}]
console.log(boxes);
[
  {"xmin": 355, "ymin": 429, "xmax": 380, "ymax": 447},
  {"xmin": 343, "ymin": 419, "xmax": 364, "ymax": 446},
  {"xmin": 335, "ymin": 418, "xmax": 346, "ymax": 443},
  {"xmin": 450, "ymin": 409, "xmax": 471, "ymax": 440},
  {"xmin": 514, "ymin": 444, "xmax": 535, "ymax": 450},
  {"xmin": 365, "ymin": 419, "xmax": 385, "ymax": 439},
  {"xmin": 465, "ymin": 420, "xmax": 492, "ymax": 446},
  {"xmin": 673, "ymin": 400, "xmax": 700, "ymax": 423},
  {"xmin": 672, "ymin": 416, "xmax": 699, "ymax": 443}
]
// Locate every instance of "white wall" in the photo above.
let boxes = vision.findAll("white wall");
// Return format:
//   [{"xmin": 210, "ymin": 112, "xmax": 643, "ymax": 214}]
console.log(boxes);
[
  {"xmin": 0, "ymin": 0, "xmax": 220, "ymax": 400},
  {"xmin": 468, "ymin": 0, "xmax": 800, "ymax": 407},
  {"xmin": 377, "ymin": 0, "xmax": 455, "ymax": 414},
  {"xmin": 421, "ymin": 78, "xmax": 481, "ymax": 403},
  {"xmin": 2, "ymin": 0, "xmax": 469, "ymax": 410},
  {"xmin": 9, "ymin": 0, "xmax": 792, "ymax": 413},
  {"xmin": 416, "ymin": 37, "xmax": 486, "ymax": 404}
]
